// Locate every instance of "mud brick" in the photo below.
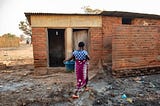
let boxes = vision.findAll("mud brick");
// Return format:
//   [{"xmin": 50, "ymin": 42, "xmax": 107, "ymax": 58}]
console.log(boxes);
[
  {"xmin": 0, "ymin": 63, "xmax": 6, "ymax": 70},
  {"xmin": 34, "ymin": 67, "xmax": 48, "ymax": 76},
  {"xmin": 112, "ymin": 66, "xmax": 160, "ymax": 77}
]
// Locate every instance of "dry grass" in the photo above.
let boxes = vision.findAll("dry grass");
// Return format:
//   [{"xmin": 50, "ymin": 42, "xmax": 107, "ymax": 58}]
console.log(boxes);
[{"xmin": 0, "ymin": 37, "xmax": 20, "ymax": 48}]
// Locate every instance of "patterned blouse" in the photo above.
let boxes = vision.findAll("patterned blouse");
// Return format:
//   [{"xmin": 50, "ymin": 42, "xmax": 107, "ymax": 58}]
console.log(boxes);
[{"xmin": 73, "ymin": 50, "xmax": 88, "ymax": 60}]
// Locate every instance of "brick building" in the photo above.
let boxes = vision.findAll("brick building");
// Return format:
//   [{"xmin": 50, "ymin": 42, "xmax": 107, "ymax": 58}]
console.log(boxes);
[{"xmin": 25, "ymin": 11, "xmax": 160, "ymax": 77}]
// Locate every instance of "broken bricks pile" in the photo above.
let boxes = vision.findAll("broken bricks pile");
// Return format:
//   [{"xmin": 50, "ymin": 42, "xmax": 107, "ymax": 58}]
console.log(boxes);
[
  {"xmin": 74, "ymin": 71, "xmax": 160, "ymax": 106},
  {"xmin": 0, "ymin": 62, "xmax": 6, "ymax": 70},
  {"xmin": 112, "ymin": 67, "xmax": 160, "ymax": 77}
]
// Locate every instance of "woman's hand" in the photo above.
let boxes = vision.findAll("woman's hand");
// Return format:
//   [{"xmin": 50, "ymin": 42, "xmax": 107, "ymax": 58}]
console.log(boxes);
[{"xmin": 63, "ymin": 59, "xmax": 67, "ymax": 63}]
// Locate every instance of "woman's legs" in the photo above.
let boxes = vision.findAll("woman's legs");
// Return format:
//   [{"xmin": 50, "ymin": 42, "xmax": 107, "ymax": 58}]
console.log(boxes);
[{"xmin": 72, "ymin": 60, "xmax": 88, "ymax": 98}]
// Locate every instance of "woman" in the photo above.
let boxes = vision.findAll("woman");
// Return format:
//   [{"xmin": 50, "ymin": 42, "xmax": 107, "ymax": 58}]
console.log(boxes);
[{"xmin": 64, "ymin": 41, "xmax": 90, "ymax": 98}]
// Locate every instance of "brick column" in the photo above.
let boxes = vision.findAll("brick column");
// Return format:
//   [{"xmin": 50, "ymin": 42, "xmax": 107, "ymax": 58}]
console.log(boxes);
[
  {"xmin": 32, "ymin": 27, "xmax": 47, "ymax": 68},
  {"xmin": 89, "ymin": 27, "xmax": 103, "ymax": 69}
]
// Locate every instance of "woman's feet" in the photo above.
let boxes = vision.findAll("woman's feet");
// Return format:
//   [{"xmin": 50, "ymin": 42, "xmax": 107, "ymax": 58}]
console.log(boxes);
[
  {"xmin": 72, "ymin": 90, "xmax": 79, "ymax": 99},
  {"xmin": 85, "ymin": 87, "xmax": 89, "ymax": 91},
  {"xmin": 72, "ymin": 87, "xmax": 90, "ymax": 99},
  {"xmin": 72, "ymin": 94, "xmax": 79, "ymax": 99}
]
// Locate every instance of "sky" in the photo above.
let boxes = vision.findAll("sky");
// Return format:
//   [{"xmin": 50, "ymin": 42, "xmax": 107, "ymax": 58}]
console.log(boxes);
[{"xmin": 0, "ymin": 0, "xmax": 160, "ymax": 36}]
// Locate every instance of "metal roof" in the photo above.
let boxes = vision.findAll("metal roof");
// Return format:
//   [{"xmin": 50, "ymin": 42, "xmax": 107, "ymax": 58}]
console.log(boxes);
[
  {"xmin": 25, "ymin": 12, "xmax": 99, "ymax": 19},
  {"xmin": 24, "ymin": 12, "xmax": 100, "ymax": 24},
  {"xmin": 101, "ymin": 11, "xmax": 160, "ymax": 19},
  {"xmin": 25, "ymin": 11, "xmax": 160, "ymax": 24}
]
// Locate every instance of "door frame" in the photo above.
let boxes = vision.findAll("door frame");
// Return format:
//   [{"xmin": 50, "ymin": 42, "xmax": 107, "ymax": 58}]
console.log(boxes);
[
  {"xmin": 47, "ymin": 28, "xmax": 66, "ymax": 67},
  {"xmin": 72, "ymin": 28, "xmax": 90, "ymax": 52}
]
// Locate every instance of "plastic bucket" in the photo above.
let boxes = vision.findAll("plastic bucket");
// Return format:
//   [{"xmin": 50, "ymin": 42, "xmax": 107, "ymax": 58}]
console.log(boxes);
[{"xmin": 64, "ymin": 60, "xmax": 75, "ymax": 72}]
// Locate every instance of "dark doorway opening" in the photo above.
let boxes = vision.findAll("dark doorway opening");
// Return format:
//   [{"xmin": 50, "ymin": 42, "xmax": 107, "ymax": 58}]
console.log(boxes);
[{"xmin": 48, "ymin": 29, "xmax": 65, "ymax": 67}]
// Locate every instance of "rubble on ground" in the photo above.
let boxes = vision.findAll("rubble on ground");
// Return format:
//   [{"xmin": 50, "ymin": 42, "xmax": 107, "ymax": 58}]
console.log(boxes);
[
  {"xmin": 0, "ymin": 45, "xmax": 160, "ymax": 106},
  {"xmin": 0, "ymin": 63, "xmax": 160, "ymax": 106}
]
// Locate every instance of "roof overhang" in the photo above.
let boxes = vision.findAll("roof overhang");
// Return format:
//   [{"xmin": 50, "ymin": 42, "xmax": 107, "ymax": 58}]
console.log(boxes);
[
  {"xmin": 24, "ymin": 12, "xmax": 100, "ymax": 24},
  {"xmin": 101, "ymin": 11, "xmax": 160, "ymax": 19},
  {"xmin": 25, "ymin": 11, "xmax": 160, "ymax": 25}
]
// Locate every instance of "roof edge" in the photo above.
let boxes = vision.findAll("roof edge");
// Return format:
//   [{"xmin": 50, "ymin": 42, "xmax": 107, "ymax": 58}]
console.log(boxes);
[
  {"xmin": 25, "ymin": 11, "xmax": 160, "ymax": 25},
  {"xmin": 24, "ymin": 12, "xmax": 100, "ymax": 25},
  {"xmin": 101, "ymin": 11, "xmax": 160, "ymax": 19}
]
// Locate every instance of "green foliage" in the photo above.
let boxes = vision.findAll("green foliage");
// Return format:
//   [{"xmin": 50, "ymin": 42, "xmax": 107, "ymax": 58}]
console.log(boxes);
[
  {"xmin": 19, "ymin": 19, "xmax": 32, "ymax": 36},
  {"xmin": 82, "ymin": 6, "xmax": 102, "ymax": 14},
  {"xmin": 2, "ymin": 33, "xmax": 17, "ymax": 38}
]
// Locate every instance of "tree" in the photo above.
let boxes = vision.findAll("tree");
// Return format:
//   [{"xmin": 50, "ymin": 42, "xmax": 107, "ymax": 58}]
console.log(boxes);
[
  {"xmin": 19, "ymin": 19, "xmax": 32, "ymax": 37},
  {"xmin": 82, "ymin": 6, "xmax": 102, "ymax": 14},
  {"xmin": 20, "ymin": 34, "xmax": 25, "ymax": 41},
  {"xmin": 2, "ymin": 33, "xmax": 17, "ymax": 38}
]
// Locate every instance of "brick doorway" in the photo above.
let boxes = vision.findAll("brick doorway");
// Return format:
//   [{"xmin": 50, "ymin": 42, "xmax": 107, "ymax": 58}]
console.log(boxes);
[{"xmin": 48, "ymin": 29, "xmax": 65, "ymax": 67}]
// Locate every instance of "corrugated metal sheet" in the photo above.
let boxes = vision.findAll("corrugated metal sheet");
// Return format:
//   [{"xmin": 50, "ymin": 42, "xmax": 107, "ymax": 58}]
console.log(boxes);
[
  {"xmin": 24, "ymin": 12, "xmax": 99, "ymax": 24},
  {"xmin": 25, "ymin": 11, "xmax": 160, "ymax": 24},
  {"xmin": 101, "ymin": 11, "xmax": 160, "ymax": 19}
]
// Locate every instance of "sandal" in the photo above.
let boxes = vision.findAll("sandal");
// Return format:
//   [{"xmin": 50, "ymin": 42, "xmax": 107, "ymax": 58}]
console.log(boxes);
[
  {"xmin": 85, "ymin": 87, "xmax": 89, "ymax": 91},
  {"xmin": 72, "ymin": 94, "xmax": 79, "ymax": 99}
]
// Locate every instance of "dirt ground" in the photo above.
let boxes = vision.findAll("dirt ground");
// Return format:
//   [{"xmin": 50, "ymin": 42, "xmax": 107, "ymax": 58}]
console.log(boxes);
[
  {"xmin": 0, "ymin": 44, "xmax": 97, "ymax": 106},
  {"xmin": 0, "ymin": 44, "xmax": 160, "ymax": 106}
]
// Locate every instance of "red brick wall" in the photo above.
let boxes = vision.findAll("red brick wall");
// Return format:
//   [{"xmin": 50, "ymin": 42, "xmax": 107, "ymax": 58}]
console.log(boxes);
[
  {"xmin": 31, "ymin": 16, "xmax": 160, "ymax": 74},
  {"xmin": 102, "ymin": 16, "xmax": 121, "ymax": 65},
  {"xmin": 133, "ymin": 18, "xmax": 160, "ymax": 25},
  {"xmin": 89, "ymin": 27, "xmax": 103, "ymax": 68},
  {"xmin": 32, "ymin": 27, "xmax": 103, "ymax": 69},
  {"xmin": 112, "ymin": 26, "xmax": 160, "ymax": 76},
  {"xmin": 102, "ymin": 16, "xmax": 160, "ymax": 65},
  {"xmin": 32, "ymin": 28, "xmax": 47, "ymax": 67}
]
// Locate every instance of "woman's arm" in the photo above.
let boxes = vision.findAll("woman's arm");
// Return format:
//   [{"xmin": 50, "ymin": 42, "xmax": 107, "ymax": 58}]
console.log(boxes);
[
  {"xmin": 64, "ymin": 55, "xmax": 75, "ymax": 62},
  {"xmin": 86, "ymin": 55, "xmax": 90, "ymax": 60}
]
